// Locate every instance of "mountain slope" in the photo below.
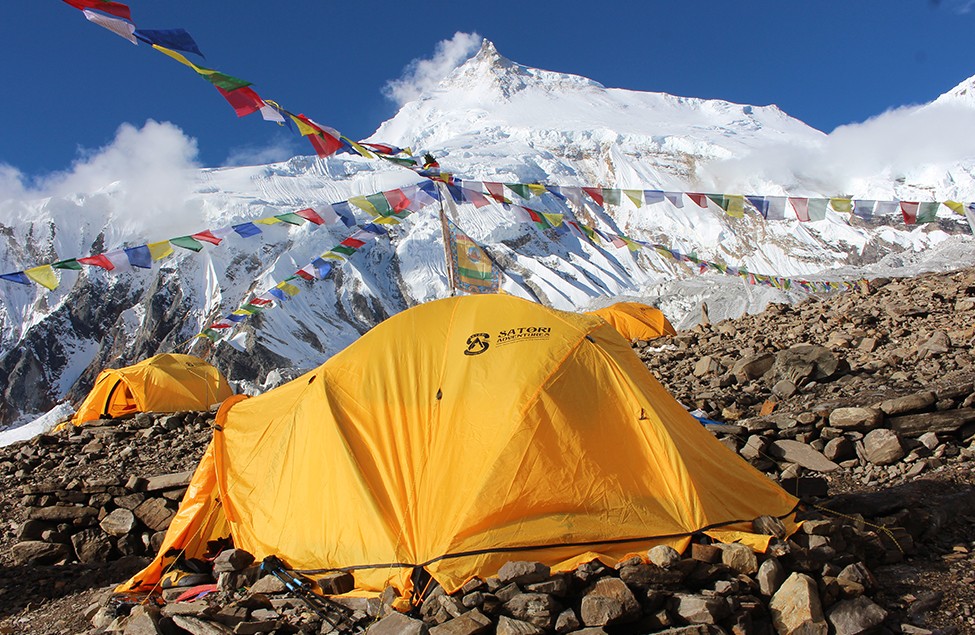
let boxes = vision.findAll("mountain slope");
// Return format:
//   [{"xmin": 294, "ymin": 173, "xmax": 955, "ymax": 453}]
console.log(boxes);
[{"xmin": 1, "ymin": 40, "xmax": 973, "ymax": 429}]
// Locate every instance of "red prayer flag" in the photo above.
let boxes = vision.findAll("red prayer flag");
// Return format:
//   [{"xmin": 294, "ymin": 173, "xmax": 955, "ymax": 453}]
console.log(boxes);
[
  {"xmin": 307, "ymin": 132, "xmax": 342, "ymax": 158},
  {"xmin": 192, "ymin": 230, "xmax": 222, "ymax": 245},
  {"xmin": 900, "ymin": 201, "xmax": 919, "ymax": 224},
  {"xmin": 484, "ymin": 182, "xmax": 508, "ymax": 203},
  {"xmin": 295, "ymin": 208, "xmax": 325, "ymax": 225},
  {"xmin": 249, "ymin": 298, "xmax": 273, "ymax": 306},
  {"xmin": 340, "ymin": 236, "xmax": 366, "ymax": 249},
  {"xmin": 383, "ymin": 189, "xmax": 411, "ymax": 213},
  {"xmin": 78, "ymin": 254, "xmax": 115, "ymax": 271},
  {"xmin": 687, "ymin": 193, "xmax": 709, "ymax": 208},
  {"xmin": 295, "ymin": 270, "xmax": 316, "ymax": 281},
  {"xmin": 582, "ymin": 187, "xmax": 604, "ymax": 206},
  {"xmin": 62, "ymin": 0, "xmax": 131, "ymax": 20},
  {"xmin": 215, "ymin": 86, "xmax": 264, "ymax": 118}
]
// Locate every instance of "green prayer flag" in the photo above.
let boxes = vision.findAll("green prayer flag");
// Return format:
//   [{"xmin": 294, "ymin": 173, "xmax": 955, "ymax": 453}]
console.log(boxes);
[
  {"xmin": 202, "ymin": 72, "xmax": 252, "ymax": 91},
  {"xmin": 170, "ymin": 236, "xmax": 204, "ymax": 252},
  {"xmin": 917, "ymin": 202, "xmax": 939, "ymax": 223},
  {"xmin": 807, "ymin": 198, "xmax": 829, "ymax": 221},
  {"xmin": 52, "ymin": 259, "xmax": 82, "ymax": 271},
  {"xmin": 602, "ymin": 188, "xmax": 622, "ymax": 206},
  {"xmin": 506, "ymin": 183, "xmax": 531, "ymax": 200},
  {"xmin": 275, "ymin": 213, "xmax": 306, "ymax": 225},
  {"xmin": 331, "ymin": 245, "xmax": 357, "ymax": 256}
]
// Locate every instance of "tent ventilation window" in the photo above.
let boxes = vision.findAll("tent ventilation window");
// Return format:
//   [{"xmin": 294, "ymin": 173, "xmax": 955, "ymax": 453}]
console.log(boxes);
[{"xmin": 435, "ymin": 389, "xmax": 442, "ymax": 400}]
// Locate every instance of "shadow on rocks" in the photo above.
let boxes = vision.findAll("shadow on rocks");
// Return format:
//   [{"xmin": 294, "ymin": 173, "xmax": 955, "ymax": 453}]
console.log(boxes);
[{"xmin": 0, "ymin": 556, "xmax": 148, "ymax": 619}]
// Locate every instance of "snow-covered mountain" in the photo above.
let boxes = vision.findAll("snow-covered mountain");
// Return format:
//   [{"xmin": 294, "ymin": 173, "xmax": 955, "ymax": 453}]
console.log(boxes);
[{"xmin": 1, "ymin": 39, "xmax": 973, "ymax": 429}]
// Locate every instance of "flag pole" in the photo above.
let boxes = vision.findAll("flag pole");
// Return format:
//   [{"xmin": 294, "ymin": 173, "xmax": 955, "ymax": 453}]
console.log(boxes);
[{"xmin": 436, "ymin": 182, "xmax": 458, "ymax": 296}]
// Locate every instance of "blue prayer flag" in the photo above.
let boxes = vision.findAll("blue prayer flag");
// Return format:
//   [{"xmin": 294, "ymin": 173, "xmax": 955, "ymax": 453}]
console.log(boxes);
[
  {"xmin": 268, "ymin": 288, "xmax": 288, "ymax": 302},
  {"xmin": 134, "ymin": 29, "xmax": 204, "ymax": 57},
  {"xmin": 332, "ymin": 201, "xmax": 357, "ymax": 227},
  {"xmin": 311, "ymin": 258, "xmax": 332, "ymax": 279},
  {"xmin": 124, "ymin": 245, "xmax": 152, "ymax": 269},
  {"xmin": 233, "ymin": 223, "xmax": 262, "ymax": 238},
  {"xmin": 746, "ymin": 196, "xmax": 770, "ymax": 218},
  {"xmin": 0, "ymin": 271, "xmax": 30, "ymax": 285}
]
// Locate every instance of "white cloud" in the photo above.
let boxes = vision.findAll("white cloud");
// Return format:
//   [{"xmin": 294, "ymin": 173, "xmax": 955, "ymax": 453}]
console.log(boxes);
[
  {"xmin": 0, "ymin": 120, "xmax": 201, "ymax": 235},
  {"xmin": 384, "ymin": 32, "xmax": 482, "ymax": 106},
  {"xmin": 224, "ymin": 136, "xmax": 302, "ymax": 167},
  {"xmin": 700, "ymin": 103, "xmax": 975, "ymax": 196}
]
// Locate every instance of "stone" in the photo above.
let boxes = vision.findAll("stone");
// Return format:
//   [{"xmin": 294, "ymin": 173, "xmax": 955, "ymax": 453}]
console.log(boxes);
[
  {"xmin": 71, "ymin": 528, "xmax": 113, "ymax": 563},
  {"xmin": 213, "ymin": 548, "xmax": 255, "ymax": 573},
  {"xmin": 753, "ymin": 515, "xmax": 787, "ymax": 539},
  {"xmin": 248, "ymin": 575, "xmax": 286, "ymax": 594},
  {"xmin": 27, "ymin": 505, "xmax": 98, "ymax": 522},
  {"xmin": 694, "ymin": 356, "xmax": 723, "ymax": 377},
  {"xmin": 100, "ymin": 508, "xmax": 137, "ymax": 537},
  {"xmin": 503, "ymin": 593, "xmax": 562, "ymax": 630},
  {"xmin": 495, "ymin": 616, "xmax": 544, "ymax": 635},
  {"xmin": 691, "ymin": 543, "xmax": 722, "ymax": 563},
  {"xmin": 770, "ymin": 345, "xmax": 840, "ymax": 384},
  {"xmin": 134, "ymin": 497, "xmax": 175, "ymax": 531},
  {"xmin": 648, "ymin": 545, "xmax": 682, "ymax": 568},
  {"xmin": 769, "ymin": 572, "xmax": 828, "ymax": 635},
  {"xmin": 878, "ymin": 391, "xmax": 936, "ymax": 416},
  {"xmin": 823, "ymin": 437, "xmax": 855, "ymax": 462},
  {"xmin": 720, "ymin": 543, "xmax": 758, "ymax": 574},
  {"xmin": 143, "ymin": 470, "xmax": 194, "ymax": 492},
  {"xmin": 232, "ymin": 621, "xmax": 278, "ymax": 634},
  {"xmin": 171, "ymin": 615, "xmax": 234, "ymax": 634},
  {"xmin": 317, "ymin": 571, "xmax": 355, "ymax": 595},
  {"xmin": 731, "ymin": 353, "xmax": 775, "ymax": 381},
  {"xmin": 772, "ymin": 379, "xmax": 798, "ymax": 399},
  {"xmin": 579, "ymin": 577, "xmax": 640, "ymax": 626},
  {"xmin": 917, "ymin": 330, "xmax": 951, "ymax": 357},
  {"xmin": 757, "ymin": 558, "xmax": 786, "ymax": 596},
  {"xmin": 837, "ymin": 562, "xmax": 876, "ymax": 591},
  {"xmin": 888, "ymin": 408, "xmax": 975, "ymax": 436},
  {"xmin": 671, "ymin": 593, "xmax": 729, "ymax": 624},
  {"xmin": 554, "ymin": 608, "xmax": 580, "ymax": 633},
  {"xmin": 428, "ymin": 609, "xmax": 492, "ymax": 635},
  {"xmin": 862, "ymin": 429, "xmax": 905, "ymax": 465},
  {"xmin": 768, "ymin": 440, "xmax": 840, "ymax": 472},
  {"xmin": 828, "ymin": 407, "xmax": 882, "ymax": 431},
  {"xmin": 122, "ymin": 605, "xmax": 164, "ymax": 635},
  {"xmin": 11, "ymin": 540, "xmax": 69, "ymax": 565},
  {"xmin": 524, "ymin": 576, "xmax": 569, "ymax": 597},
  {"xmin": 497, "ymin": 561, "xmax": 550, "ymax": 586},
  {"xmin": 826, "ymin": 596, "xmax": 887, "ymax": 635}
]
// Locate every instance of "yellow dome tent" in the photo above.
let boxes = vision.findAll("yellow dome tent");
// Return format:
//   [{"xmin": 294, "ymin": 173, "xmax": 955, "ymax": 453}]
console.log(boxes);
[
  {"xmin": 122, "ymin": 295, "xmax": 795, "ymax": 600},
  {"xmin": 71, "ymin": 353, "xmax": 233, "ymax": 425},
  {"xmin": 589, "ymin": 302, "xmax": 677, "ymax": 341}
]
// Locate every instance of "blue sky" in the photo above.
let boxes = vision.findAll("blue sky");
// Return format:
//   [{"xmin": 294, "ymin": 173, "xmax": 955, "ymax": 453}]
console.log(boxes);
[{"xmin": 3, "ymin": 1, "xmax": 975, "ymax": 182}]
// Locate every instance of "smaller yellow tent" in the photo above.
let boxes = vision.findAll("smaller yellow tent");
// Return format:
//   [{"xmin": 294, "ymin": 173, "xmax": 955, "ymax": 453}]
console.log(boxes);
[
  {"xmin": 71, "ymin": 354, "xmax": 232, "ymax": 425},
  {"xmin": 589, "ymin": 302, "xmax": 676, "ymax": 342}
]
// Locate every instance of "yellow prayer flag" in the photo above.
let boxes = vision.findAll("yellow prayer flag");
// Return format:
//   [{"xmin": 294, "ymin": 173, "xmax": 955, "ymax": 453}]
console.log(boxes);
[
  {"xmin": 342, "ymin": 137, "xmax": 375, "ymax": 159},
  {"xmin": 830, "ymin": 198, "xmax": 853, "ymax": 214},
  {"xmin": 321, "ymin": 252, "xmax": 346, "ymax": 261},
  {"xmin": 542, "ymin": 213, "xmax": 563, "ymax": 227},
  {"xmin": 944, "ymin": 201, "xmax": 966, "ymax": 215},
  {"xmin": 623, "ymin": 190, "xmax": 644, "ymax": 207},
  {"xmin": 275, "ymin": 281, "xmax": 300, "ymax": 297},
  {"xmin": 152, "ymin": 45, "xmax": 214, "ymax": 76},
  {"xmin": 527, "ymin": 184, "xmax": 547, "ymax": 197},
  {"xmin": 147, "ymin": 241, "xmax": 174, "ymax": 261},
  {"xmin": 255, "ymin": 218, "xmax": 283, "ymax": 226},
  {"xmin": 289, "ymin": 115, "xmax": 320, "ymax": 137},
  {"xmin": 725, "ymin": 195, "xmax": 744, "ymax": 218},
  {"xmin": 348, "ymin": 196, "xmax": 378, "ymax": 215},
  {"xmin": 622, "ymin": 237, "xmax": 643, "ymax": 252},
  {"xmin": 372, "ymin": 216, "xmax": 400, "ymax": 225},
  {"xmin": 25, "ymin": 265, "xmax": 58, "ymax": 291}
]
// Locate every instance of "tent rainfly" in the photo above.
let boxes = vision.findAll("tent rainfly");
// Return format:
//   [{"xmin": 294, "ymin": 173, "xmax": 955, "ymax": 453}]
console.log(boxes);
[
  {"xmin": 71, "ymin": 353, "xmax": 233, "ymax": 425},
  {"xmin": 122, "ymin": 295, "xmax": 797, "ymax": 602},
  {"xmin": 589, "ymin": 302, "xmax": 677, "ymax": 342}
]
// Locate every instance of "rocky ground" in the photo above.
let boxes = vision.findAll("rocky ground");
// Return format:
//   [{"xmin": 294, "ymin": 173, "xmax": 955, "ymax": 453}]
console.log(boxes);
[{"xmin": 0, "ymin": 266, "xmax": 973, "ymax": 634}]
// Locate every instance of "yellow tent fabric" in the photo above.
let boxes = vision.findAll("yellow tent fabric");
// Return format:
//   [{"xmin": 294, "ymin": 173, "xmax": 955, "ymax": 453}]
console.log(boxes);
[
  {"xmin": 589, "ymin": 302, "xmax": 677, "ymax": 341},
  {"xmin": 121, "ymin": 295, "xmax": 796, "ymax": 599},
  {"xmin": 71, "ymin": 353, "xmax": 233, "ymax": 425}
]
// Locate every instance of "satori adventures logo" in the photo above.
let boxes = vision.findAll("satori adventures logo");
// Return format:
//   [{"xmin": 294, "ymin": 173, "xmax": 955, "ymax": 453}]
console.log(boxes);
[
  {"xmin": 497, "ymin": 326, "xmax": 552, "ymax": 346},
  {"xmin": 464, "ymin": 333, "xmax": 490, "ymax": 356}
]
